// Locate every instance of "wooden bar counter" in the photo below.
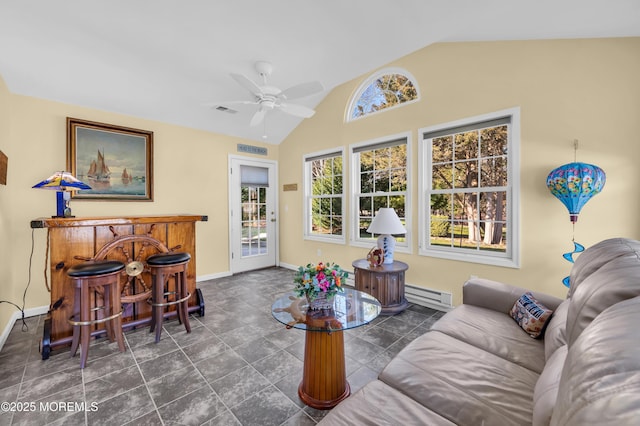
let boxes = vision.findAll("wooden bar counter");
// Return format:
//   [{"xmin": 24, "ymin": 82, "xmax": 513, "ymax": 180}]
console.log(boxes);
[{"xmin": 31, "ymin": 214, "xmax": 207, "ymax": 359}]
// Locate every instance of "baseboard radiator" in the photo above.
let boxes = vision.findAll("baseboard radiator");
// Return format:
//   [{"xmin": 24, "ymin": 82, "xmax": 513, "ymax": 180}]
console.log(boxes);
[
  {"xmin": 404, "ymin": 284, "xmax": 452, "ymax": 311},
  {"xmin": 345, "ymin": 272, "xmax": 452, "ymax": 312}
]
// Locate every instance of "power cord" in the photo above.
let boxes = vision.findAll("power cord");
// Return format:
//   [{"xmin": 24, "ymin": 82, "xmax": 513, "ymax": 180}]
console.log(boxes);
[{"xmin": 0, "ymin": 228, "xmax": 34, "ymax": 332}]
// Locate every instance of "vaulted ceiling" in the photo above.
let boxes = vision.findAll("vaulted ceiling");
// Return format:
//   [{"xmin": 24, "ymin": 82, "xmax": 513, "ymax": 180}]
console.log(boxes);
[{"xmin": 1, "ymin": 1, "xmax": 638, "ymax": 144}]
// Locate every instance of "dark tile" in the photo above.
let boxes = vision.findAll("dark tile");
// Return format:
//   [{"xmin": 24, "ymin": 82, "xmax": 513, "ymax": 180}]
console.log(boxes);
[
  {"xmin": 235, "ymin": 337, "xmax": 281, "ymax": 364},
  {"xmin": 18, "ymin": 368, "xmax": 82, "ymax": 402},
  {"xmin": 88, "ymin": 384, "xmax": 155, "ymax": 425},
  {"xmin": 0, "ymin": 269, "xmax": 447, "ymax": 426},
  {"xmin": 274, "ymin": 372, "xmax": 304, "ymax": 408},
  {"xmin": 123, "ymin": 409, "xmax": 163, "ymax": 425},
  {"xmin": 196, "ymin": 350, "xmax": 248, "ymax": 383},
  {"xmin": 138, "ymin": 349, "xmax": 190, "ymax": 383},
  {"xmin": 202, "ymin": 408, "xmax": 242, "ymax": 425},
  {"xmin": 376, "ymin": 316, "xmax": 419, "ymax": 335},
  {"xmin": 252, "ymin": 350, "xmax": 303, "ymax": 383},
  {"xmin": 211, "ymin": 365, "xmax": 271, "ymax": 407},
  {"xmin": 347, "ymin": 365, "xmax": 378, "ymax": 394},
  {"xmin": 129, "ymin": 335, "xmax": 180, "ymax": 363},
  {"xmin": 182, "ymin": 337, "xmax": 229, "ymax": 364},
  {"xmin": 12, "ymin": 384, "xmax": 85, "ymax": 426},
  {"xmin": 230, "ymin": 385, "xmax": 300, "ymax": 426},
  {"xmin": 219, "ymin": 324, "xmax": 266, "ymax": 348},
  {"xmin": 84, "ymin": 364, "xmax": 145, "ymax": 404},
  {"xmin": 0, "ymin": 363, "xmax": 26, "ymax": 390},
  {"xmin": 157, "ymin": 386, "xmax": 227, "ymax": 425},
  {"xmin": 359, "ymin": 325, "xmax": 403, "ymax": 348},
  {"xmin": 344, "ymin": 335, "xmax": 384, "ymax": 364},
  {"xmin": 81, "ymin": 349, "xmax": 137, "ymax": 383},
  {"xmin": 147, "ymin": 364, "xmax": 207, "ymax": 408}
]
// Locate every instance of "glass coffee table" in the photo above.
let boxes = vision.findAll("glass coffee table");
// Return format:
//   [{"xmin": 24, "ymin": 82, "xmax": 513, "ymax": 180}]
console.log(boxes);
[{"xmin": 272, "ymin": 288, "xmax": 381, "ymax": 409}]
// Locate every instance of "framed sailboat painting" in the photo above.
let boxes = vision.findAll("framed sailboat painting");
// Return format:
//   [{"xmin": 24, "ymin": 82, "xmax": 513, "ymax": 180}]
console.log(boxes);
[{"xmin": 67, "ymin": 118, "xmax": 153, "ymax": 201}]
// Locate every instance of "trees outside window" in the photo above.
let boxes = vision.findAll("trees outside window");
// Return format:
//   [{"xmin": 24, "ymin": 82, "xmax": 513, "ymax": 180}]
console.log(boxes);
[
  {"xmin": 352, "ymin": 136, "xmax": 410, "ymax": 248},
  {"xmin": 304, "ymin": 150, "xmax": 344, "ymax": 242},
  {"xmin": 347, "ymin": 68, "xmax": 419, "ymax": 121},
  {"xmin": 421, "ymin": 110, "xmax": 520, "ymax": 267}
]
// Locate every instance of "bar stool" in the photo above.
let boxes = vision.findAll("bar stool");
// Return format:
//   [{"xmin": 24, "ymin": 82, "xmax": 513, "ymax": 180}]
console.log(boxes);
[
  {"xmin": 147, "ymin": 252, "xmax": 192, "ymax": 343},
  {"xmin": 67, "ymin": 260, "xmax": 126, "ymax": 369}
]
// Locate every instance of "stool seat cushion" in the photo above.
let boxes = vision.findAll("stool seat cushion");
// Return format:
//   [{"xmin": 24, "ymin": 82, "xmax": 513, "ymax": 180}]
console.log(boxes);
[
  {"xmin": 68, "ymin": 260, "xmax": 125, "ymax": 277},
  {"xmin": 147, "ymin": 252, "xmax": 191, "ymax": 266}
]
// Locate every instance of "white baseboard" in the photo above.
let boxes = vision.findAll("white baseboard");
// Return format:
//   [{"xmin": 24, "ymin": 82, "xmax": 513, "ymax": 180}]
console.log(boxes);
[
  {"xmin": 0, "ymin": 305, "xmax": 49, "ymax": 352},
  {"xmin": 196, "ymin": 271, "xmax": 232, "ymax": 282}
]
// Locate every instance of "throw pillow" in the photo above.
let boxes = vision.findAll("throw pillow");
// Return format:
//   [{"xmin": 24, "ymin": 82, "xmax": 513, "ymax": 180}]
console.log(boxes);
[{"xmin": 510, "ymin": 292, "xmax": 554, "ymax": 338}]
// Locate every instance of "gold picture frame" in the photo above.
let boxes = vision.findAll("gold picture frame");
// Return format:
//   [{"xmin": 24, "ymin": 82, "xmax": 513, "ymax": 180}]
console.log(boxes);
[{"xmin": 67, "ymin": 118, "xmax": 153, "ymax": 201}]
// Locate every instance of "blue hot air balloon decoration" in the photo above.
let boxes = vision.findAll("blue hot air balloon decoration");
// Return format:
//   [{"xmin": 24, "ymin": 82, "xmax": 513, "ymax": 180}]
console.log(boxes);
[
  {"xmin": 546, "ymin": 159, "xmax": 605, "ymax": 287},
  {"xmin": 546, "ymin": 162, "xmax": 606, "ymax": 223}
]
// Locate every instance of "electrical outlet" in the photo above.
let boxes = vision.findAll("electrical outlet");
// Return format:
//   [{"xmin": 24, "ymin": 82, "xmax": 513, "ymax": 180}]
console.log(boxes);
[
  {"xmin": 317, "ymin": 249, "xmax": 322, "ymax": 257},
  {"xmin": 470, "ymin": 275, "xmax": 478, "ymax": 280}
]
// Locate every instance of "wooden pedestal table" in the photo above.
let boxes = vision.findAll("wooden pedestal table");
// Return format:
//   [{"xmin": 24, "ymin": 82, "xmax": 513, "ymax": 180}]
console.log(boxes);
[
  {"xmin": 271, "ymin": 289, "xmax": 381, "ymax": 410},
  {"xmin": 31, "ymin": 214, "xmax": 207, "ymax": 359},
  {"xmin": 352, "ymin": 259, "xmax": 409, "ymax": 315}
]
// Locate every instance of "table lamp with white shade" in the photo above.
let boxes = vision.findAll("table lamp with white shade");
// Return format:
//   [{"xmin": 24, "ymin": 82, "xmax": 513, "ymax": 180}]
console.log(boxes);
[{"xmin": 366, "ymin": 207, "xmax": 406, "ymax": 264}]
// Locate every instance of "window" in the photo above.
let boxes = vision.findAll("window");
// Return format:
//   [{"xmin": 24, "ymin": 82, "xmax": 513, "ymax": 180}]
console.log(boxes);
[
  {"xmin": 347, "ymin": 68, "xmax": 419, "ymax": 121},
  {"xmin": 420, "ymin": 109, "xmax": 520, "ymax": 267},
  {"xmin": 304, "ymin": 149, "xmax": 345, "ymax": 242},
  {"xmin": 351, "ymin": 134, "xmax": 410, "ymax": 249}
]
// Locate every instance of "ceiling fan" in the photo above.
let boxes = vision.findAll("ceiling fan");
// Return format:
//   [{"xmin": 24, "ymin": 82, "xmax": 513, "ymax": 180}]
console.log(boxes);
[{"xmin": 209, "ymin": 61, "xmax": 324, "ymax": 127}]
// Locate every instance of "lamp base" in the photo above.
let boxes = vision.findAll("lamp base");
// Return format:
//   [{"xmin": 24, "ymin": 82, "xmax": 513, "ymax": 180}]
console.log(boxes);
[
  {"xmin": 377, "ymin": 235, "xmax": 396, "ymax": 264},
  {"xmin": 56, "ymin": 191, "xmax": 73, "ymax": 218}
]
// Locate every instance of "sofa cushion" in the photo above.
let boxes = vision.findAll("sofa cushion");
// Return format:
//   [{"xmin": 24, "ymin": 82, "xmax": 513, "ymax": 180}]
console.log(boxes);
[
  {"xmin": 379, "ymin": 330, "xmax": 539, "ymax": 425},
  {"xmin": 566, "ymin": 250, "xmax": 640, "ymax": 346},
  {"xmin": 567, "ymin": 237, "xmax": 640, "ymax": 297},
  {"xmin": 432, "ymin": 304, "xmax": 546, "ymax": 373},
  {"xmin": 551, "ymin": 297, "xmax": 640, "ymax": 426},
  {"xmin": 533, "ymin": 344, "xmax": 567, "ymax": 426},
  {"xmin": 510, "ymin": 292, "xmax": 553, "ymax": 339},
  {"xmin": 543, "ymin": 298, "xmax": 569, "ymax": 361},
  {"xmin": 318, "ymin": 379, "xmax": 455, "ymax": 426}
]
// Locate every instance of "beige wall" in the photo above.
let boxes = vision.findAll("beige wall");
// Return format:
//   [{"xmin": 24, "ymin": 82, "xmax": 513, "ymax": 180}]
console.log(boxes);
[
  {"xmin": 0, "ymin": 80, "xmax": 277, "ymax": 334},
  {"xmin": 279, "ymin": 37, "xmax": 640, "ymax": 305},
  {"xmin": 0, "ymin": 70, "xmax": 12, "ymax": 331}
]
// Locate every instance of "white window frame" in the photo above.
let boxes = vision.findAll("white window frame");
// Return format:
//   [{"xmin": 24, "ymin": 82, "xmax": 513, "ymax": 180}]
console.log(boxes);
[
  {"xmin": 350, "ymin": 132, "xmax": 412, "ymax": 253},
  {"xmin": 303, "ymin": 148, "xmax": 346, "ymax": 244},
  {"xmin": 346, "ymin": 67, "xmax": 420, "ymax": 122},
  {"xmin": 418, "ymin": 108, "xmax": 520, "ymax": 268}
]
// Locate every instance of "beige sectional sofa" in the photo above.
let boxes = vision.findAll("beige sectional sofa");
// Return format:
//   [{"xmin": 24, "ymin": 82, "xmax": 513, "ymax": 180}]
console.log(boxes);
[{"xmin": 320, "ymin": 237, "xmax": 640, "ymax": 425}]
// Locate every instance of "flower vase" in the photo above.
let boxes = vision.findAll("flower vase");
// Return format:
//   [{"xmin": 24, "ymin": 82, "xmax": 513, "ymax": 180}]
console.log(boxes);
[{"xmin": 307, "ymin": 291, "xmax": 333, "ymax": 310}]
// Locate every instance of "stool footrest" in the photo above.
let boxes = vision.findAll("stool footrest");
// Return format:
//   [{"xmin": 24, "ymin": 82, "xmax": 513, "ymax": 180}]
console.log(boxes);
[
  {"xmin": 68, "ymin": 308, "xmax": 123, "ymax": 327},
  {"xmin": 149, "ymin": 292, "xmax": 191, "ymax": 307}
]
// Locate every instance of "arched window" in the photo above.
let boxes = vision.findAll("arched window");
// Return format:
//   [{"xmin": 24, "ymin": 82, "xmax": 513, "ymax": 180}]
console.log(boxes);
[{"xmin": 347, "ymin": 68, "xmax": 419, "ymax": 121}]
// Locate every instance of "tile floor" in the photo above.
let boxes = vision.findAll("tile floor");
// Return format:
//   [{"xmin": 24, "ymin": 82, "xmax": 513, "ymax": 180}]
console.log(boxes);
[{"xmin": 0, "ymin": 267, "xmax": 444, "ymax": 425}]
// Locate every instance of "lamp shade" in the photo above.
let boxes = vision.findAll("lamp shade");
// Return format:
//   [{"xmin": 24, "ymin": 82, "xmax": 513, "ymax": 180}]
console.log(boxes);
[
  {"xmin": 546, "ymin": 162, "xmax": 605, "ymax": 223},
  {"xmin": 33, "ymin": 171, "xmax": 91, "ymax": 217},
  {"xmin": 32, "ymin": 171, "xmax": 91, "ymax": 191},
  {"xmin": 367, "ymin": 208, "xmax": 406, "ymax": 235}
]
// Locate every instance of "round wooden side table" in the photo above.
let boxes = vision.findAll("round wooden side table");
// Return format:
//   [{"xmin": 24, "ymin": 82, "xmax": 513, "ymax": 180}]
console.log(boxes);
[{"xmin": 352, "ymin": 259, "xmax": 409, "ymax": 315}]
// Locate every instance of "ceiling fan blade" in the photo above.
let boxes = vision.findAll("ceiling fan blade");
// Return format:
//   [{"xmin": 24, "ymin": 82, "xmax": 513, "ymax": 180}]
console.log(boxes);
[
  {"xmin": 279, "ymin": 102, "xmax": 316, "ymax": 118},
  {"xmin": 279, "ymin": 81, "xmax": 323, "ymax": 100},
  {"xmin": 230, "ymin": 73, "xmax": 263, "ymax": 97},
  {"xmin": 250, "ymin": 108, "xmax": 267, "ymax": 127}
]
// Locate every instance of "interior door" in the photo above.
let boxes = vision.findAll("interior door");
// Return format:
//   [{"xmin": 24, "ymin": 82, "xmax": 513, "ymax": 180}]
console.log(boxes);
[{"xmin": 229, "ymin": 156, "xmax": 278, "ymax": 273}]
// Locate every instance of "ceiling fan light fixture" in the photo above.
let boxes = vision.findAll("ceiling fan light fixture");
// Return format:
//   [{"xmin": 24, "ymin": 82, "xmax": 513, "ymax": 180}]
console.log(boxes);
[{"xmin": 208, "ymin": 60, "xmax": 324, "ymax": 128}]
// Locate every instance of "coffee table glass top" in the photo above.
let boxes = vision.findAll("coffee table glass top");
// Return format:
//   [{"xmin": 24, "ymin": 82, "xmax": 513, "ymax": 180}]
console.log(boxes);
[{"xmin": 271, "ymin": 288, "xmax": 382, "ymax": 332}]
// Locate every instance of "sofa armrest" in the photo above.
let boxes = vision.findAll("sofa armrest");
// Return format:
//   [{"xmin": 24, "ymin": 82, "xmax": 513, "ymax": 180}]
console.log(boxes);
[{"xmin": 463, "ymin": 278, "xmax": 564, "ymax": 313}]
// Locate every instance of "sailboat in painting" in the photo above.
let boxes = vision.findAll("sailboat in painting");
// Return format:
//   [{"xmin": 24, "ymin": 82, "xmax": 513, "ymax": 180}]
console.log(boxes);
[
  {"xmin": 121, "ymin": 168, "xmax": 131, "ymax": 184},
  {"xmin": 87, "ymin": 149, "xmax": 111, "ymax": 182}
]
